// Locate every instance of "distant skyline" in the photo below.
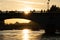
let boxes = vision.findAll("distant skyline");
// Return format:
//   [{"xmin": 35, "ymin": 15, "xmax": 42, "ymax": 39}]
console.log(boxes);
[{"xmin": 0, "ymin": 0, "xmax": 60, "ymax": 11}]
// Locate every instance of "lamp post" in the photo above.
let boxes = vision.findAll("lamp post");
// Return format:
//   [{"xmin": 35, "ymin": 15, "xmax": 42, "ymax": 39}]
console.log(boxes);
[{"xmin": 47, "ymin": 0, "xmax": 50, "ymax": 10}]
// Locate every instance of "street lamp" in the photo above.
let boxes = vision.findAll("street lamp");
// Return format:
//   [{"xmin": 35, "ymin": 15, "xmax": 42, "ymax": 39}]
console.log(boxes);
[{"xmin": 47, "ymin": 0, "xmax": 50, "ymax": 10}]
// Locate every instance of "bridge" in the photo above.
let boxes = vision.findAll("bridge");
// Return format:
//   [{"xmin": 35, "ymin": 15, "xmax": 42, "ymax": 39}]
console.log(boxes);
[{"xmin": 0, "ymin": 11, "xmax": 60, "ymax": 33}]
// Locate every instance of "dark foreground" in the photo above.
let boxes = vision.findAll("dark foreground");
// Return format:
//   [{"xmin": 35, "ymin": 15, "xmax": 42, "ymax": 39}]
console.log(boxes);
[{"xmin": 40, "ymin": 33, "xmax": 60, "ymax": 40}]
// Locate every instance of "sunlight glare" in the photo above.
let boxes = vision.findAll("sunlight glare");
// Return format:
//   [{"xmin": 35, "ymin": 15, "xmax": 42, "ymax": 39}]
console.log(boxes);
[
  {"xmin": 22, "ymin": 29, "xmax": 30, "ymax": 34},
  {"xmin": 20, "ymin": 6, "xmax": 33, "ymax": 15},
  {"xmin": 22, "ymin": 29, "xmax": 31, "ymax": 40}
]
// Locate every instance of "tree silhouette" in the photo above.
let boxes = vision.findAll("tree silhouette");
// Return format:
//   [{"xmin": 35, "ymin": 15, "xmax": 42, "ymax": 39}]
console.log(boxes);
[{"xmin": 49, "ymin": 5, "xmax": 60, "ymax": 13}]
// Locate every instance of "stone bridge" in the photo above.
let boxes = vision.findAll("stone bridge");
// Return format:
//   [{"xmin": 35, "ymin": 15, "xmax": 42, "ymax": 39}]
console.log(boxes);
[
  {"xmin": 0, "ymin": 11, "xmax": 60, "ymax": 33},
  {"xmin": 0, "ymin": 12, "xmax": 49, "ymax": 26}
]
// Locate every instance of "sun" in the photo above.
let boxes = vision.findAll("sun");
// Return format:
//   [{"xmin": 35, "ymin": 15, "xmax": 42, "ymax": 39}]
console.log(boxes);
[
  {"xmin": 23, "ymin": 7, "xmax": 31, "ymax": 14},
  {"xmin": 20, "ymin": 6, "xmax": 33, "ymax": 15},
  {"xmin": 23, "ymin": 7, "xmax": 33, "ymax": 15}
]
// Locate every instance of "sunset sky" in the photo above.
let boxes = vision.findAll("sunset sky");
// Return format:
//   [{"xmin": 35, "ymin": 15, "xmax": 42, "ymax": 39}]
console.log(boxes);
[{"xmin": 0, "ymin": 0, "xmax": 60, "ymax": 11}]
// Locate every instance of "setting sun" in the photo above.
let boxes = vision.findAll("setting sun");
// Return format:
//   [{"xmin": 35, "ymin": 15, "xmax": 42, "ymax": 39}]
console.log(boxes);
[{"xmin": 20, "ymin": 6, "xmax": 33, "ymax": 15}]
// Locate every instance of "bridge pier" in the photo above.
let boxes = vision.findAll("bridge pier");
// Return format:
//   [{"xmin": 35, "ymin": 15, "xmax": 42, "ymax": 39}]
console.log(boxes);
[
  {"xmin": 45, "ymin": 29, "xmax": 55, "ymax": 34},
  {"xmin": 0, "ymin": 20, "xmax": 5, "ymax": 30},
  {"xmin": 45, "ymin": 24, "xmax": 56, "ymax": 34}
]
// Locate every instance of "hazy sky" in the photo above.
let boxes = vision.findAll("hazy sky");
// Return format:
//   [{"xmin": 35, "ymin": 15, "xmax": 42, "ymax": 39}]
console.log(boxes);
[{"xmin": 0, "ymin": 0, "xmax": 60, "ymax": 11}]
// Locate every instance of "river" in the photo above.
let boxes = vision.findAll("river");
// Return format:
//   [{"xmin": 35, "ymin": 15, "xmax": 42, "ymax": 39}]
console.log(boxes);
[
  {"xmin": 0, "ymin": 29, "xmax": 60, "ymax": 40},
  {"xmin": 0, "ymin": 29, "xmax": 45, "ymax": 40}
]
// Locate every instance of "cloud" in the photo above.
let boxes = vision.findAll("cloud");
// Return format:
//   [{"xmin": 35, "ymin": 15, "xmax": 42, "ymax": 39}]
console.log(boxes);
[
  {"xmin": 0, "ymin": 0, "xmax": 46, "ymax": 6},
  {"xmin": 1, "ymin": 0, "xmax": 45, "ymax": 5},
  {"xmin": 15, "ymin": 0, "xmax": 45, "ymax": 5},
  {"xmin": 0, "ymin": 0, "xmax": 47, "ymax": 10}
]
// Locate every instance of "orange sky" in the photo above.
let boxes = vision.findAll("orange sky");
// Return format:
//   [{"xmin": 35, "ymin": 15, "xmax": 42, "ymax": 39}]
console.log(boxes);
[{"xmin": 0, "ymin": 0, "xmax": 60, "ymax": 11}]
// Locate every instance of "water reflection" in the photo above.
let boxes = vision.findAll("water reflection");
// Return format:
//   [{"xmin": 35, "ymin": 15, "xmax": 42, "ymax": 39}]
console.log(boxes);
[
  {"xmin": 0, "ymin": 29, "xmax": 60, "ymax": 40},
  {"xmin": 22, "ymin": 29, "xmax": 31, "ymax": 40},
  {"xmin": 0, "ymin": 29, "xmax": 45, "ymax": 40}
]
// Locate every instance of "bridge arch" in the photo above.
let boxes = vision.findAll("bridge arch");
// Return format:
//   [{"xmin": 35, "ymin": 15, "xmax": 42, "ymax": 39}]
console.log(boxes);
[
  {"xmin": 3, "ymin": 18, "xmax": 41, "ymax": 30},
  {"xmin": 0, "ymin": 13, "xmax": 49, "ymax": 30}
]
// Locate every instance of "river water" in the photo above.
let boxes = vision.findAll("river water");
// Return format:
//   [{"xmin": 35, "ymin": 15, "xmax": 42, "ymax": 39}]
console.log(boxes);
[
  {"xmin": 0, "ymin": 29, "xmax": 45, "ymax": 40},
  {"xmin": 0, "ymin": 29, "xmax": 60, "ymax": 40}
]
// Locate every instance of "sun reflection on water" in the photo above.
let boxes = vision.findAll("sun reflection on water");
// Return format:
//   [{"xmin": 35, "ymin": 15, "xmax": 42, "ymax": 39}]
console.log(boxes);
[{"xmin": 22, "ymin": 29, "xmax": 31, "ymax": 40}]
